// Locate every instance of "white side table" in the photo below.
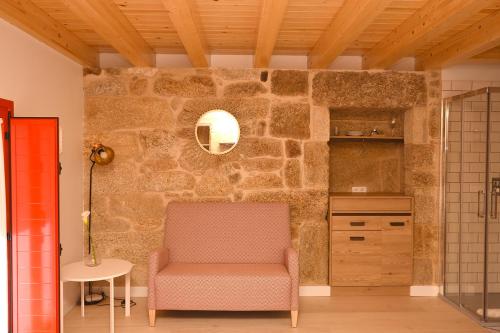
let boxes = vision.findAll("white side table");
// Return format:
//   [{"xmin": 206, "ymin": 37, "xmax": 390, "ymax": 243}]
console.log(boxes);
[{"xmin": 60, "ymin": 259, "xmax": 134, "ymax": 333}]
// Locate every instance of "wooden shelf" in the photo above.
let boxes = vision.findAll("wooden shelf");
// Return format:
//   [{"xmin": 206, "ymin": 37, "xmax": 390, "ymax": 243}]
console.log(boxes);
[{"xmin": 329, "ymin": 135, "xmax": 404, "ymax": 143}]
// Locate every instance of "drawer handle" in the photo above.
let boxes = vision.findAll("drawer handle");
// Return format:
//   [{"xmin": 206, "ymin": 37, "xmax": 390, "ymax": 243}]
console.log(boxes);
[
  {"xmin": 390, "ymin": 221, "xmax": 406, "ymax": 227},
  {"xmin": 350, "ymin": 221, "xmax": 366, "ymax": 226},
  {"xmin": 349, "ymin": 236, "xmax": 365, "ymax": 241}
]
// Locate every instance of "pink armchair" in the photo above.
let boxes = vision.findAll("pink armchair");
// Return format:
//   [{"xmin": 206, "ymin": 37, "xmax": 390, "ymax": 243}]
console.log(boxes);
[{"xmin": 148, "ymin": 202, "xmax": 299, "ymax": 327}]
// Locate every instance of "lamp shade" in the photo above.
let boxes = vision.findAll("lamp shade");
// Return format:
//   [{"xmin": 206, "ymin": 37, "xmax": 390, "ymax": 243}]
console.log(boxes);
[{"xmin": 91, "ymin": 144, "xmax": 114, "ymax": 165}]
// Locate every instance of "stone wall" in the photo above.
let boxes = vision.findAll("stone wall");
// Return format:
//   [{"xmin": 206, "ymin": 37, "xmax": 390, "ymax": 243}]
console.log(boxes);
[{"xmin": 83, "ymin": 68, "xmax": 441, "ymax": 287}]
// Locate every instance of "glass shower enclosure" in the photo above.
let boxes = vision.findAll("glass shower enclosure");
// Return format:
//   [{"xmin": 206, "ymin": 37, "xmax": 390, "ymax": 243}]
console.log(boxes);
[{"xmin": 442, "ymin": 87, "xmax": 500, "ymax": 326}]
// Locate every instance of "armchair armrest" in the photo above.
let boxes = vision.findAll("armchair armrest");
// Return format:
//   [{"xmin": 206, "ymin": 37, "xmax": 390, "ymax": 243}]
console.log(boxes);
[
  {"xmin": 284, "ymin": 247, "xmax": 299, "ymax": 311},
  {"xmin": 148, "ymin": 248, "xmax": 169, "ymax": 309}
]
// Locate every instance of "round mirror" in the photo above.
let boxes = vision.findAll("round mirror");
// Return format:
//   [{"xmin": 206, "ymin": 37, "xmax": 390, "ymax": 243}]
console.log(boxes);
[{"xmin": 195, "ymin": 109, "xmax": 240, "ymax": 155}]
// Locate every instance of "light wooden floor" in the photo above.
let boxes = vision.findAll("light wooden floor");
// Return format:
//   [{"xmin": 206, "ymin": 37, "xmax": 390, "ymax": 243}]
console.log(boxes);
[{"xmin": 64, "ymin": 296, "xmax": 493, "ymax": 333}]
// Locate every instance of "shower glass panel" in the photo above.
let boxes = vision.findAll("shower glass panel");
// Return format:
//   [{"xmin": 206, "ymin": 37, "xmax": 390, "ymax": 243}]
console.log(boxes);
[
  {"xmin": 459, "ymin": 93, "xmax": 486, "ymax": 317},
  {"xmin": 487, "ymin": 90, "xmax": 500, "ymax": 321},
  {"xmin": 443, "ymin": 87, "xmax": 500, "ymax": 326}
]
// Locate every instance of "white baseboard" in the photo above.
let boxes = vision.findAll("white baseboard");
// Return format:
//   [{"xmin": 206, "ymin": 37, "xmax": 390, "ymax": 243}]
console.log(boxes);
[
  {"xmin": 410, "ymin": 285, "xmax": 440, "ymax": 297},
  {"xmin": 103, "ymin": 286, "xmax": 332, "ymax": 298},
  {"xmin": 299, "ymin": 285, "xmax": 331, "ymax": 296}
]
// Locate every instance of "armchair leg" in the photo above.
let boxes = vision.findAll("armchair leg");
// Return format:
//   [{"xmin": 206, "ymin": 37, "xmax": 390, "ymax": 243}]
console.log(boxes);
[
  {"xmin": 291, "ymin": 310, "xmax": 298, "ymax": 328},
  {"xmin": 149, "ymin": 309, "xmax": 156, "ymax": 327}
]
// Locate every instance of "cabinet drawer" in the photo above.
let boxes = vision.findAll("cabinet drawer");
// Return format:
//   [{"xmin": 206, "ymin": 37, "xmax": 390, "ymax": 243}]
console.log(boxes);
[
  {"xmin": 331, "ymin": 231, "xmax": 382, "ymax": 286},
  {"xmin": 331, "ymin": 255, "xmax": 381, "ymax": 286},
  {"xmin": 331, "ymin": 216, "xmax": 379, "ymax": 230},
  {"xmin": 331, "ymin": 231, "xmax": 381, "ymax": 256},
  {"xmin": 330, "ymin": 197, "xmax": 412, "ymax": 212}
]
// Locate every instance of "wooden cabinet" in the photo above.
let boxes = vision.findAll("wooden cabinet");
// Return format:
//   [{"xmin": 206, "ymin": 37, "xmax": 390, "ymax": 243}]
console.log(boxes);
[{"xmin": 329, "ymin": 194, "xmax": 413, "ymax": 290}]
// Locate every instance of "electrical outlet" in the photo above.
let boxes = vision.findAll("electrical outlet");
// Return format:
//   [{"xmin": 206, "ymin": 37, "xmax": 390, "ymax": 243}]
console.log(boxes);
[{"xmin": 352, "ymin": 186, "xmax": 367, "ymax": 193}]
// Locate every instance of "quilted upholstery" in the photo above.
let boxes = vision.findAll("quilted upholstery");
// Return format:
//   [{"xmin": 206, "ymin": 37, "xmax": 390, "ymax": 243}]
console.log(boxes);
[
  {"xmin": 148, "ymin": 202, "xmax": 299, "ymax": 313},
  {"xmin": 154, "ymin": 263, "xmax": 291, "ymax": 310}
]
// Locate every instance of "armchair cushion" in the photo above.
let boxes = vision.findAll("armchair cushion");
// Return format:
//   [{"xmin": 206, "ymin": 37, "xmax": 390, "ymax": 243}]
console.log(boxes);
[{"xmin": 154, "ymin": 263, "xmax": 291, "ymax": 311}]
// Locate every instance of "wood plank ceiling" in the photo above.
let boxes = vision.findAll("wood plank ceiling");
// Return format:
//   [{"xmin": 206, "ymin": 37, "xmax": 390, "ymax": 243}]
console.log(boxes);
[{"xmin": 0, "ymin": 0, "xmax": 499, "ymax": 68}]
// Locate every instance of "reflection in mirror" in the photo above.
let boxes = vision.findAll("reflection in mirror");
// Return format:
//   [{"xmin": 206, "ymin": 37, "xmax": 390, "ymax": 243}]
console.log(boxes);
[{"xmin": 195, "ymin": 109, "xmax": 240, "ymax": 154}]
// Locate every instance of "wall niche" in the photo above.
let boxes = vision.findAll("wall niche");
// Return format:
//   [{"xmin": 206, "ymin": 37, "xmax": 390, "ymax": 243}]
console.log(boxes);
[{"xmin": 329, "ymin": 107, "xmax": 407, "ymax": 193}]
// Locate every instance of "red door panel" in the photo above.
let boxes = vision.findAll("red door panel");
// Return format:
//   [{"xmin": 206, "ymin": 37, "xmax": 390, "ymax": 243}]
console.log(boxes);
[{"xmin": 11, "ymin": 118, "xmax": 59, "ymax": 333}]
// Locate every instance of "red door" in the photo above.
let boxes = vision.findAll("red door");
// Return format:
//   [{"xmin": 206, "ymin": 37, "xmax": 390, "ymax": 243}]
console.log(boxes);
[{"xmin": 10, "ymin": 118, "xmax": 59, "ymax": 333}]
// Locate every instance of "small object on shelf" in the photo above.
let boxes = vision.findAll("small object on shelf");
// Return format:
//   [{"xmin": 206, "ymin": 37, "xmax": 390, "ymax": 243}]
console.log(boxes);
[
  {"xmin": 345, "ymin": 130, "xmax": 364, "ymax": 136},
  {"xmin": 390, "ymin": 117, "xmax": 397, "ymax": 137},
  {"xmin": 334, "ymin": 126, "xmax": 339, "ymax": 136},
  {"xmin": 369, "ymin": 128, "xmax": 384, "ymax": 136}
]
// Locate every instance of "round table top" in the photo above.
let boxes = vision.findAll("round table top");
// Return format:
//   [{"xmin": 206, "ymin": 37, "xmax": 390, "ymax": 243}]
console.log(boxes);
[{"xmin": 61, "ymin": 259, "xmax": 134, "ymax": 282}]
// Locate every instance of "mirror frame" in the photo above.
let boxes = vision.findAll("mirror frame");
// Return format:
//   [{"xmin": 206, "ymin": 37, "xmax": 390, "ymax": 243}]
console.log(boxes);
[{"xmin": 194, "ymin": 109, "xmax": 240, "ymax": 155}]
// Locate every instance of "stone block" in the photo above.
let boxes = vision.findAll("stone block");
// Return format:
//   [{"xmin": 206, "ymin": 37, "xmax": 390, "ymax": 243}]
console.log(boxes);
[
  {"xmin": 107, "ymin": 192, "xmax": 166, "ymax": 232},
  {"xmin": 405, "ymin": 144, "xmax": 435, "ymax": 170},
  {"xmin": 413, "ymin": 224, "xmax": 439, "ymax": 257},
  {"xmin": 244, "ymin": 190, "xmax": 328, "ymax": 222},
  {"xmin": 312, "ymin": 71, "xmax": 427, "ymax": 107},
  {"xmin": 413, "ymin": 257, "xmax": 435, "ymax": 285},
  {"xmin": 239, "ymin": 173, "xmax": 283, "ymax": 189},
  {"xmin": 140, "ymin": 158, "xmax": 178, "ymax": 173},
  {"xmin": 310, "ymin": 106, "xmax": 330, "ymax": 141},
  {"xmin": 129, "ymin": 76, "xmax": 148, "ymax": 95},
  {"xmin": 304, "ymin": 142, "xmax": 329, "ymax": 188},
  {"xmin": 223, "ymin": 81, "xmax": 267, "ymax": 97},
  {"xmin": 285, "ymin": 140, "xmax": 302, "ymax": 158},
  {"xmin": 195, "ymin": 170, "xmax": 233, "ymax": 196},
  {"xmin": 271, "ymin": 70, "xmax": 308, "ymax": 96},
  {"xmin": 138, "ymin": 170, "xmax": 195, "ymax": 192},
  {"xmin": 241, "ymin": 158, "xmax": 283, "ymax": 171},
  {"xmin": 84, "ymin": 77, "xmax": 127, "ymax": 96},
  {"xmin": 285, "ymin": 159, "xmax": 302, "ymax": 188},
  {"xmin": 270, "ymin": 102, "xmax": 310, "ymax": 139},
  {"xmin": 213, "ymin": 68, "xmax": 259, "ymax": 80},
  {"xmin": 237, "ymin": 138, "xmax": 283, "ymax": 158},
  {"xmin": 85, "ymin": 97, "xmax": 174, "ymax": 132},
  {"xmin": 299, "ymin": 221, "xmax": 329, "ymax": 284},
  {"xmin": 139, "ymin": 129, "xmax": 176, "ymax": 159},
  {"xmin": 153, "ymin": 74, "xmax": 216, "ymax": 97}
]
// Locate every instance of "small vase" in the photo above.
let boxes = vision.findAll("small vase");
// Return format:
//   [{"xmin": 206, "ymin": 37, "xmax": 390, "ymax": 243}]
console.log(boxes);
[{"xmin": 84, "ymin": 236, "xmax": 101, "ymax": 267}]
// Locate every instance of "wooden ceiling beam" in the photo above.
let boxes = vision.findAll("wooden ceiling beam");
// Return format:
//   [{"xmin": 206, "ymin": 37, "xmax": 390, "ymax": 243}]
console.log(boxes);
[
  {"xmin": 0, "ymin": 0, "xmax": 98, "ymax": 67},
  {"xmin": 363, "ymin": 0, "xmax": 496, "ymax": 69},
  {"xmin": 308, "ymin": 0, "xmax": 391, "ymax": 69},
  {"xmin": 254, "ymin": 0, "xmax": 288, "ymax": 68},
  {"xmin": 64, "ymin": 0, "xmax": 155, "ymax": 67},
  {"xmin": 160, "ymin": 0, "xmax": 208, "ymax": 67},
  {"xmin": 420, "ymin": 10, "xmax": 500, "ymax": 69}
]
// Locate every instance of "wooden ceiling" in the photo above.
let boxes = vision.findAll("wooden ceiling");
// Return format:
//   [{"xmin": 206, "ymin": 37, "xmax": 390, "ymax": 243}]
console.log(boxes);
[{"xmin": 1, "ymin": 0, "xmax": 499, "ymax": 69}]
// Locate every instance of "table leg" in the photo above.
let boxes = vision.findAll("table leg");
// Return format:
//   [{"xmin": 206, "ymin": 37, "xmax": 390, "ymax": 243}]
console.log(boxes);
[
  {"xmin": 81, "ymin": 282, "xmax": 85, "ymax": 317},
  {"xmin": 125, "ymin": 272, "xmax": 130, "ymax": 317},
  {"xmin": 60, "ymin": 281, "xmax": 64, "ymax": 333},
  {"xmin": 109, "ymin": 278, "xmax": 114, "ymax": 333}
]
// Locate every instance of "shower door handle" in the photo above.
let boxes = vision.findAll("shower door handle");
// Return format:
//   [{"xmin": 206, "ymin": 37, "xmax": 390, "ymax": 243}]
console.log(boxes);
[
  {"xmin": 492, "ymin": 190, "xmax": 499, "ymax": 219},
  {"xmin": 478, "ymin": 190, "xmax": 485, "ymax": 218}
]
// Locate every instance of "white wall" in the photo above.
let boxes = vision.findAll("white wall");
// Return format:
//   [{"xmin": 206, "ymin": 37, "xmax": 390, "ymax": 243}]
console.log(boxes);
[
  {"xmin": 99, "ymin": 53, "xmax": 419, "ymax": 71},
  {"xmin": 442, "ymin": 63, "xmax": 500, "ymax": 98},
  {"xmin": 0, "ymin": 18, "xmax": 84, "ymax": 315}
]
